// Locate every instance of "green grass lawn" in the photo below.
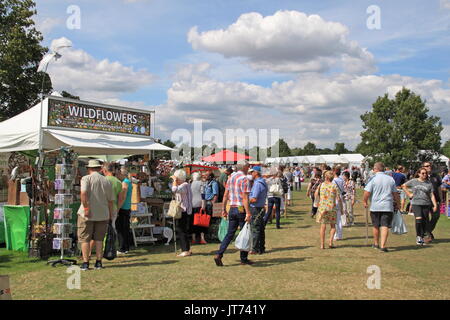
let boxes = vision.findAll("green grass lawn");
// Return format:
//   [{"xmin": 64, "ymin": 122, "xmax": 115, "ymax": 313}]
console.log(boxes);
[{"xmin": 1, "ymin": 188, "xmax": 450, "ymax": 300}]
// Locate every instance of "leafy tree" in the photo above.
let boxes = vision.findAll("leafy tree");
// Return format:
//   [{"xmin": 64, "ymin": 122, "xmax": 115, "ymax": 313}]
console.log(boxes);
[
  {"xmin": 270, "ymin": 138, "xmax": 291, "ymax": 157},
  {"xmin": 333, "ymin": 142, "xmax": 348, "ymax": 154},
  {"xmin": 291, "ymin": 147, "xmax": 304, "ymax": 156},
  {"xmin": 357, "ymin": 88, "xmax": 442, "ymax": 168},
  {"xmin": 61, "ymin": 91, "xmax": 80, "ymax": 100},
  {"xmin": 0, "ymin": 0, "xmax": 52, "ymax": 121},
  {"xmin": 303, "ymin": 142, "xmax": 318, "ymax": 155},
  {"xmin": 321, "ymin": 148, "xmax": 333, "ymax": 154},
  {"xmin": 154, "ymin": 139, "xmax": 176, "ymax": 160},
  {"xmin": 443, "ymin": 140, "xmax": 450, "ymax": 159}
]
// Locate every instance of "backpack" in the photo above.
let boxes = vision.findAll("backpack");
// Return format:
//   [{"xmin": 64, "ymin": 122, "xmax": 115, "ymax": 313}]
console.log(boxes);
[{"xmin": 280, "ymin": 176, "xmax": 289, "ymax": 194}]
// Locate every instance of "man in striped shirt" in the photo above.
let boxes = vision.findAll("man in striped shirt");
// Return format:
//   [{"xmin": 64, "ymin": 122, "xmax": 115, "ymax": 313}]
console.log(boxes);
[{"xmin": 214, "ymin": 161, "xmax": 253, "ymax": 266}]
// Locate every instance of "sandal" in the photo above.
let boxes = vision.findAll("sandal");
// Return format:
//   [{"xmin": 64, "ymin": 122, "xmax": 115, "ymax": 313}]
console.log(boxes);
[{"xmin": 177, "ymin": 251, "xmax": 192, "ymax": 257}]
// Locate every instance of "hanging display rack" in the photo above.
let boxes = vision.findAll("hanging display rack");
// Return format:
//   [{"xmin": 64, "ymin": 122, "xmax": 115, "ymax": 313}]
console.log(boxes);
[{"xmin": 47, "ymin": 147, "xmax": 77, "ymax": 267}]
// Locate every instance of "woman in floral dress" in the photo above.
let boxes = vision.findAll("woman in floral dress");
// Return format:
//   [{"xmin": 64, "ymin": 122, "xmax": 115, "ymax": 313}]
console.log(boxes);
[
  {"xmin": 314, "ymin": 171, "xmax": 344, "ymax": 249},
  {"xmin": 343, "ymin": 171, "xmax": 356, "ymax": 226}
]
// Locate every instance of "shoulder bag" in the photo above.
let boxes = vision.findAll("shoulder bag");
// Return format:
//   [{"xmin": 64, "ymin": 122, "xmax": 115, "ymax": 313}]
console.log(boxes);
[{"xmin": 168, "ymin": 194, "xmax": 182, "ymax": 220}]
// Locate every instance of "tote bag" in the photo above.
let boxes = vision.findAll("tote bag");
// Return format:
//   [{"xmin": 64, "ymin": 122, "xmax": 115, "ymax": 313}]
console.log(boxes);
[
  {"xmin": 193, "ymin": 208, "xmax": 211, "ymax": 228},
  {"xmin": 167, "ymin": 197, "xmax": 182, "ymax": 219},
  {"xmin": 103, "ymin": 221, "xmax": 117, "ymax": 261},
  {"xmin": 269, "ymin": 180, "xmax": 283, "ymax": 196},
  {"xmin": 218, "ymin": 217, "xmax": 229, "ymax": 242},
  {"xmin": 235, "ymin": 222, "xmax": 252, "ymax": 251}
]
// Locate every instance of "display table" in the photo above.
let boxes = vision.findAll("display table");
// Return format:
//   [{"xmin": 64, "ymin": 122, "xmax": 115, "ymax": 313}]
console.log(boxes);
[{"xmin": 3, "ymin": 205, "xmax": 30, "ymax": 252}]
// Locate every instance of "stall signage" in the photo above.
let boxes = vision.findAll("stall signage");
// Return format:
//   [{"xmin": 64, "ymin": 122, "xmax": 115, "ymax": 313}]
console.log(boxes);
[{"xmin": 47, "ymin": 98, "xmax": 151, "ymax": 136}]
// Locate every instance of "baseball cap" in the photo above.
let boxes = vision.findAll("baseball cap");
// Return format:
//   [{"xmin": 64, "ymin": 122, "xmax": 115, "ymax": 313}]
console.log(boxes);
[{"xmin": 249, "ymin": 166, "xmax": 261, "ymax": 173}]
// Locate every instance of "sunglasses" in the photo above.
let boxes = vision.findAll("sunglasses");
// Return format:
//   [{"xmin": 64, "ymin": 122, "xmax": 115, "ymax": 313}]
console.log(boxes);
[{"xmin": 419, "ymin": 172, "xmax": 428, "ymax": 175}]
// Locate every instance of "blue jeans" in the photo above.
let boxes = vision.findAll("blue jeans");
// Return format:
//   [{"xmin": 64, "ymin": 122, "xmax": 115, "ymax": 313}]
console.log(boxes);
[
  {"xmin": 217, "ymin": 207, "xmax": 249, "ymax": 262},
  {"xmin": 264, "ymin": 197, "xmax": 281, "ymax": 227}
]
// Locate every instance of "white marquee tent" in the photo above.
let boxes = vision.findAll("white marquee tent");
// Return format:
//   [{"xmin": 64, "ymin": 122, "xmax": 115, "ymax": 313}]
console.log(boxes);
[
  {"xmin": 0, "ymin": 96, "xmax": 173, "ymax": 156},
  {"xmin": 264, "ymin": 154, "xmax": 366, "ymax": 167}
]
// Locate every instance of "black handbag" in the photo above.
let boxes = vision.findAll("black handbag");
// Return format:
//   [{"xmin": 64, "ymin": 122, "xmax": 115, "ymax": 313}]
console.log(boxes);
[{"xmin": 103, "ymin": 221, "xmax": 117, "ymax": 261}]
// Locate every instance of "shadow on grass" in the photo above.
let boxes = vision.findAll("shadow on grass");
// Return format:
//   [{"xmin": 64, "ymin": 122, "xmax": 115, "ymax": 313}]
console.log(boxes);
[
  {"xmin": 193, "ymin": 249, "xmax": 240, "ymax": 257},
  {"xmin": 228, "ymin": 256, "xmax": 312, "ymax": 267},
  {"xmin": 267, "ymin": 245, "xmax": 313, "ymax": 253},
  {"xmin": 430, "ymin": 238, "xmax": 450, "ymax": 244},
  {"xmin": 390, "ymin": 245, "xmax": 433, "ymax": 252},
  {"xmin": 0, "ymin": 253, "xmax": 12, "ymax": 267},
  {"xmin": 344, "ymin": 236, "xmax": 372, "ymax": 241},
  {"xmin": 106, "ymin": 260, "xmax": 179, "ymax": 269}
]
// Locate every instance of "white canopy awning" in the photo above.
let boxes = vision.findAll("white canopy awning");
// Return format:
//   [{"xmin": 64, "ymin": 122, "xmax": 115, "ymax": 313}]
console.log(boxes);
[{"xmin": 0, "ymin": 96, "xmax": 172, "ymax": 155}]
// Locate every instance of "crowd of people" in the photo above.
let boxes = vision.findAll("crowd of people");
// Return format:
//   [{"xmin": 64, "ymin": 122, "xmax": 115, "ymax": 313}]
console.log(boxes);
[{"xmin": 75, "ymin": 157, "xmax": 449, "ymax": 269}]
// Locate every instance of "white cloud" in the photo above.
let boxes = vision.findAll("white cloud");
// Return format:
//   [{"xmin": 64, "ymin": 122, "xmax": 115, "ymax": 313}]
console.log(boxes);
[
  {"xmin": 45, "ymin": 37, "xmax": 156, "ymax": 102},
  {"xmin": 35, "ymin": 17, "xmax": 63, "ymax": 36},
  {"xmin": 440, "ymin": 0, "xmax": 450, "ymax": 9},
  {"xmin": 157, "ymin": 63, "xmax": 450, "ymax": 149},
  {"xmin": 188, "ymin": 10, "xmax": 375, "ymax": 74}
]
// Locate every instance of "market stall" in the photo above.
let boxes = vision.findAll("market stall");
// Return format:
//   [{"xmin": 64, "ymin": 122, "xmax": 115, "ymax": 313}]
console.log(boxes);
[
  {"xmin": 201, "ymin": 149, "xmax": 252, "ymax": 164},
  {"xmin": 0, "ymin": 95, "xmax": 173, "ymax": 258}
]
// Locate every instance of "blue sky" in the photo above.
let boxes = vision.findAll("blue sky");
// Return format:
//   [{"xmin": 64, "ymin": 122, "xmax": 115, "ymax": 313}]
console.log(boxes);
[{"xmin": 34, "ymin": 0, "xmax": 450, "ymax": 148}]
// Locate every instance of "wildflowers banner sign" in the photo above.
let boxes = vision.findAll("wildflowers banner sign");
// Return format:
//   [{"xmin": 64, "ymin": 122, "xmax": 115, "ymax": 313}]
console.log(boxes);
[{"xmin": 47, "ymin": 98, "xmax": 151, "ymax": 136}]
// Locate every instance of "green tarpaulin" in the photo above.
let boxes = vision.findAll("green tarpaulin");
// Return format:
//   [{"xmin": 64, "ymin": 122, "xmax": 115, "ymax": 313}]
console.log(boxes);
[
  {"xmin": 4, "ymin": 205, "xmax": 30, "ymax": 252},
  {"xmin": 0, "ymin": 220, "xmax": 5, "ymax": 244}
]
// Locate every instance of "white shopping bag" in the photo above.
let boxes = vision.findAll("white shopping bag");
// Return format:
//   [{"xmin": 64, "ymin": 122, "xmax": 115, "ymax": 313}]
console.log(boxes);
[
  {"xmin": 341, "ymin": 212, "xmax": 348, "ymax": 227},
  {"xmin": 235, "ymin": 222, "xmax": 252, "ymax": 251},
  {"xmin": 391, "ymin": 211, "xmax": 408, "ymax": 235}
]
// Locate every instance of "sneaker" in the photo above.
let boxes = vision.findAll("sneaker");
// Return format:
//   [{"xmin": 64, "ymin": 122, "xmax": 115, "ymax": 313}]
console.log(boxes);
[
  {"xmin": 372, "ymin": 244, "xmax": 380, "ymax": 249},
  {"xmin": 240, "ymin": 260, "xmax": 255, "ymax": 265},
  {"xmin": 416, "ymin": 236, "xmax": 424, "ymax": 245},
  {"xmin": 94, "ymin": 260, "xmax": 104, "ymax": 270},
  {"xmin": 80, "ymin": 262, "xmax": 89, "ymax": 271},
  {"xmin": 199, "ymin": 239, "xmax": 207, "ymax": 244},
  {"xmin": 379, "ymin": 247, "xmax": 389, "ymax": 252},
  {"xmin": 117, "ymin": 250, "xmax": 127, "ymax": 255}
]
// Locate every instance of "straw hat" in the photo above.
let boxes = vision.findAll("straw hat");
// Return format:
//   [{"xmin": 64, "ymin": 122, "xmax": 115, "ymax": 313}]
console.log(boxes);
[{"xmin": 86, "ymin": 159, "xmax": 102, "ymax": 168}]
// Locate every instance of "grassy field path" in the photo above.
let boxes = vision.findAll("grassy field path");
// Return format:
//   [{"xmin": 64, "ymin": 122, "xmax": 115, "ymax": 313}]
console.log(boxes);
[{"xmin": 1, "ymin": 188, "xmax": 450, "ymax": 299}]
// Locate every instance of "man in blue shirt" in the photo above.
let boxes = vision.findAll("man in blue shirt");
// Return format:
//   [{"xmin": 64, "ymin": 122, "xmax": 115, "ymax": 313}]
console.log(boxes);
[
  {"xmin": 363, "ymin": 162, "xmax": 400, "ymax": 252},
  {"xmin": 248, "ymin": 166, "xmax": 268, "ymax": 255}
]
